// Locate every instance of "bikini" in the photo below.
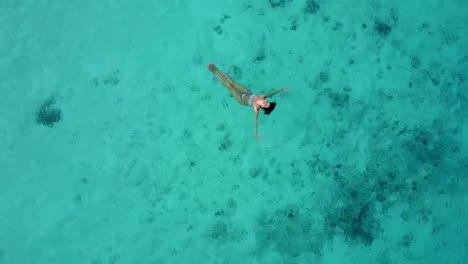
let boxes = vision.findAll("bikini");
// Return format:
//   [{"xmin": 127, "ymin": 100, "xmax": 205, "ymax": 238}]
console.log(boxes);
[{"xmin": 241, "ymin": 92, "xmax": 257, "ymax": 106}]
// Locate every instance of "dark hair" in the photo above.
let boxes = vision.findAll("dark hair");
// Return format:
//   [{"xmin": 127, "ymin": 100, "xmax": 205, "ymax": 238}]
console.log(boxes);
[{"xmin": 263, "ymin": 102, "xmax": 277, "ymax": 115}]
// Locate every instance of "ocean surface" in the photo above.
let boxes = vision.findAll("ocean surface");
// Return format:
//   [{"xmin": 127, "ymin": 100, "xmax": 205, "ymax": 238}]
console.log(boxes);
[{"xmin": 1, "ymin": 0, "xmax": 467, "ymax": 263}]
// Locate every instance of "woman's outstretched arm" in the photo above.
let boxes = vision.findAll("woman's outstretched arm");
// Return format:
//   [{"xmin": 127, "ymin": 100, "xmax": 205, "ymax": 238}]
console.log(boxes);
[
  {"xmin": 264, "ymin": 88, "xmax": 288, "ymax": 98},
  {"xmin": 254, "ymin": 110, "xmax": 260, "ymax": 138}
]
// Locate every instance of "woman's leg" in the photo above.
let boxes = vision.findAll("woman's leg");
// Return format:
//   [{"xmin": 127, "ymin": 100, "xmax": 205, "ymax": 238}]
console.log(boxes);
[
  {"xmin": 208, "ymin": 64, "xmax": 234, "ymax": 88},
  {"xmin": 233, "ymin": 83, "xmax": 250, "ymax": 94},
  {"xmin": 208, "ymin": 64, "xmax": 250, "ymax": 92},
  {"xmin": 208, "ymin": 64, "xmax": 243, "ymax": 104}
]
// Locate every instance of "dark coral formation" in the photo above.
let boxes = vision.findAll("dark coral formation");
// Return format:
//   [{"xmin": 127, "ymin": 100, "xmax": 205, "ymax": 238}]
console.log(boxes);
[
  {"xmin": 228, "ymin": 65, "xmax": 243, "ymax": 79},
  {"xmin": 36, "ymin": 96, "xmax": 62, "ymax": 127},
  {"xmin": 374, "ymin": 20, "xmax": 392, "ymax": 38},
  {"xmin": 304, "ymin": 0, "xmax": 320, "ymax": 14},
  {"xmin": 268, "ymin": 0, "xmax": 293, "ymax": 9}
]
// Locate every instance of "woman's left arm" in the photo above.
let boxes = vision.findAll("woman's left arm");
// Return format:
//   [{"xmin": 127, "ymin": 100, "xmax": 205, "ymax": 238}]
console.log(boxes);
[
  {"xmin": 254, "ymin": 110, "xmax": 259, "ymax": 136},
  {"xmin": 264, "ymin": 88, "xmax": 288, "ymax": 98}
]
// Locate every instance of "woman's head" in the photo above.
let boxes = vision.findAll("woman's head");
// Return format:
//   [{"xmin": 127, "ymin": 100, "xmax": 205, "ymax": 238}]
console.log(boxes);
[
  {"xmin": 258, "ymin": 99, "xmax": 270, "ymax": 108},
  {"xmin": 262, "ymin": 102, "xmax": 277, "ymax": 115}
]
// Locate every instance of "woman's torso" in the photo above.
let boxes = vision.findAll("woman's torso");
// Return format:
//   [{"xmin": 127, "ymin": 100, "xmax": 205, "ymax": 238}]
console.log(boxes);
[{"xmin": 244, "ymin": 93, "xmax": 263, "ymax": 107}]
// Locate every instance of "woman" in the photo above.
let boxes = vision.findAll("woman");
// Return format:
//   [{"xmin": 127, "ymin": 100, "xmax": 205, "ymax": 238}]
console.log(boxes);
[{"xmin": 208, "ymin": 64, "xmax": 288, "ymax": 138}]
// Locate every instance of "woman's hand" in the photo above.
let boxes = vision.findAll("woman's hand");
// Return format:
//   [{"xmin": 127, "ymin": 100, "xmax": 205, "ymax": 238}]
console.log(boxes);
[{"xmin": 282, "ymin": 88, "xmax": 289, "ymax": 92}]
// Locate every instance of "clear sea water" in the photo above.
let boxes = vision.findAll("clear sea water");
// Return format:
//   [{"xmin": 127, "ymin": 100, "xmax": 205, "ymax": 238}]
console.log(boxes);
[{"xmin": 1, "ymin": 0, "xmax": 467, "ymax": 263}]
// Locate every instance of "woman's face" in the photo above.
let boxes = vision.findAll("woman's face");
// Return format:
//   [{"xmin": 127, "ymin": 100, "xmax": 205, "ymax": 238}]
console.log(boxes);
[{"xmin": 259, "ymin": 99, "xmax": 270, "ymax": 108}]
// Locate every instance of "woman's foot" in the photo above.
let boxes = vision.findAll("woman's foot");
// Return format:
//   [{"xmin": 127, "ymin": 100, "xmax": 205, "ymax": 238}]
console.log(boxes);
[{"xmin": 207, "ymin": 64, "xmax": 216, "ymax": 72}]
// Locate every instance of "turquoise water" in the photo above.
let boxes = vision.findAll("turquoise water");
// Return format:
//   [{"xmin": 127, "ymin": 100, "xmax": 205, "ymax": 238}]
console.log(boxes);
[{"xmin": 0, "ymin": 0, "xmax": 467, "ymax": 263}]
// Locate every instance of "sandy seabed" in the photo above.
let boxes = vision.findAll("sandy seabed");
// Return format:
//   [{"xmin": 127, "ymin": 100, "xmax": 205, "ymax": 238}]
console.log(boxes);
[{"xmin": 0, "ymin": 0, "xmax": 467, "ymax": 263}]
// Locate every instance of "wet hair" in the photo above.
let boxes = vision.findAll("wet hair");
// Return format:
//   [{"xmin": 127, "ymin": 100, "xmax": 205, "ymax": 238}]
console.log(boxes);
[{"xmin": 263, "ymin": 102, "xmax": 277, "ymax": 115}]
